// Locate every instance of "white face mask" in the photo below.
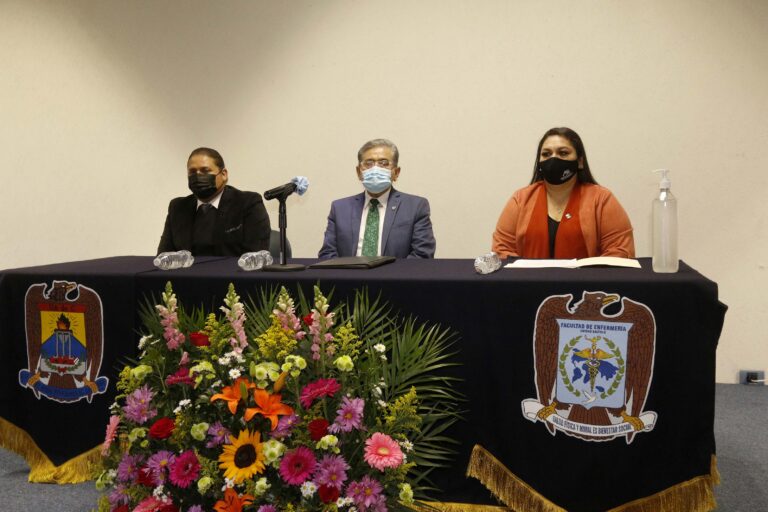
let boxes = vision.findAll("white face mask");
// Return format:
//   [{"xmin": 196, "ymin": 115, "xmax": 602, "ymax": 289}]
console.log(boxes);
[{"xmin": 361, "ymin": 167, "xmax": 392, "ymax": 194}]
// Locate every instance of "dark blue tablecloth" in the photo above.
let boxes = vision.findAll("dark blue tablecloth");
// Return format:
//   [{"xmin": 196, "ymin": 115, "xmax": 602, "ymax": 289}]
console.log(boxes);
[{"xmin": 0, "ymin": 256, "xmax": 726, "ymax": 510}]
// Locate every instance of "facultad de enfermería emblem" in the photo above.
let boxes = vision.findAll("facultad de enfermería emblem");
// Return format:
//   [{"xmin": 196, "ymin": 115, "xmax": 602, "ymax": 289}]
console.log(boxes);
[
  {"xmin": 18, "ymin": 280, "xmax": 109, "ymax": 403},
  {"xmin": 522, "ymin": 291, "xmax": 657, "ymax": 443}
]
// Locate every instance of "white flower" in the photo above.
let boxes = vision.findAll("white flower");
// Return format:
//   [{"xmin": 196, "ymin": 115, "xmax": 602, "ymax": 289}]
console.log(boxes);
[
  {"xmin": 372, "ymin": 386, "xmax": 382, "ymax": 397},
  {"xmin": 373, "ymin": 343, "xmax": 386, "ymax": 353},
  {"xmin": 228, "ymin": 368, "xmax": 241, "ymax": 379},
  {"xmin": 399, "ymin": 439, "xmax": 414, "ymax": 452},
  {"xmin": 218, "ymin": 356, "xmax": 231, "ymax": 366},
  {"xmin": 377, "ymin": 399, "xmax": 387, "ymax": 408},
  {"xmin": 173, "ymin": 399, "xmax": 192, "ymax": 414},
  {"xmin": 301, "ymin": 480, "xmax": 317, "ymax": 497},
  {"xmin": 337, "ymin": 497, "xmax": 354, "ymax": 507},
  {"xmin": 152, "ymin": 484, "xmax": 166, "ymax": 498},
  {"xmin": 138, "ymin": 335, "xmax": 153, "ymax": 349},
  {"xmin": 223, "ymin": 477, "xmax": 235, "ymax": 490}
]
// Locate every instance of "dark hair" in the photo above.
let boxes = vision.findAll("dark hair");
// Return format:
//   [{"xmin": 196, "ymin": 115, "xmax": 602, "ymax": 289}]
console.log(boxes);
[
  {"xmin": 529, "ymin": 127, "xmax": 597, "ymax": 185},
  {"xmin": 188, "ymin": 147, "xmax": 225, "ymax": 170},
  {"xmin": 357, "ymin": 139, "xmax": 399, "ymax": 166}
]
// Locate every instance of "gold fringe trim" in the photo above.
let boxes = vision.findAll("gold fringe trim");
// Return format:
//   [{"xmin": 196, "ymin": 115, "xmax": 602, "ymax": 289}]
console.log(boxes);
[
  {"xmin": 467, "ymin": 444, "xmax": 720, "ymax": 512},
  {"xmin": 415, "ymin": 501, "xmax": 509, "ymax": 511},
  {"xmin": 710, "ymin": 455, "xmax": 720, "ymax": 486},
  {"xmin": 0, "ymin": 416, "xmax": 102, "ymax": 483},
  {"xmin": 605, "ymin": 475, "xmax": 716, "ymax": 512},
  {"xmin": 466, "ymin": 445, "xmax": 565, "ymax": 512}
]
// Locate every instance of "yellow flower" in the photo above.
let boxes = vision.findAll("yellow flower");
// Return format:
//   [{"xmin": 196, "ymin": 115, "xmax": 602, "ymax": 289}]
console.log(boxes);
[{"xmin": 218, "ymin": 429, "xmax": 266, "ymax": 484}]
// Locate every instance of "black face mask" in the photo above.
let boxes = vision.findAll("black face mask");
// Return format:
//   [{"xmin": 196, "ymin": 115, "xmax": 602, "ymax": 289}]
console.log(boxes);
[
  {"xmin": 188, "ymin": 173, "xmax": 219, "ymax": 200},
  {"xmin": 538, "ymin": 157, "xmax": 579, "ymax": 185}
]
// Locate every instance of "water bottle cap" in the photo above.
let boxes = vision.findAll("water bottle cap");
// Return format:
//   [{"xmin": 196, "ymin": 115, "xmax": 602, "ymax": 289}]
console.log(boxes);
[{"xmin": 653, "ymin": 169, "xmax": 671, "ymax": 189}]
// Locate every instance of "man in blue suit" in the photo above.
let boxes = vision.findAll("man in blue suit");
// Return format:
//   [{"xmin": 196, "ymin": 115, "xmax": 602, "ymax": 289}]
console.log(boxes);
[{"xmin": 318, "ymin": 139, "xmax": 436, "ymax": 259}]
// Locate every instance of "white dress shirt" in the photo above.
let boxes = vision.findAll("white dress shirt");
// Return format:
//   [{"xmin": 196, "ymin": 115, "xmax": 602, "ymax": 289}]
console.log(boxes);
[{"xmin": 196, "ymin": 188, "xmax": 224, "ymax": 210}]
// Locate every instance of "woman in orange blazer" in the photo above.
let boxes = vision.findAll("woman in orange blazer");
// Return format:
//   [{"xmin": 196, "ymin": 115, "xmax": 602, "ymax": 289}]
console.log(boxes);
[{"xmin": 492, "ymin": 127, "xmax": 634, "ymax": 259}]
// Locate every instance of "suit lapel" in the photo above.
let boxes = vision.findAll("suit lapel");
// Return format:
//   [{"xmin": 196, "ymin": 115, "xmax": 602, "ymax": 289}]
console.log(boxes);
[
  {"xmin": 212, "ymin": 186, "xmax": 231, "ymax": 245},
  {"xmin": 350, "ymin": 193, "xmax": 365, "ymax": 256},
  {"xmin": 381, "ymin": 188, "xmax": 400, "ymax": 254}
]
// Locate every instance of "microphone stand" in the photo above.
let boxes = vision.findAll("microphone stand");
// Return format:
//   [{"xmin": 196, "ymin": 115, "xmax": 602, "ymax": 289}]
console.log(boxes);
[{"xmin": 263, "ymin": 194, "xmax": 305, "ymax": 272}]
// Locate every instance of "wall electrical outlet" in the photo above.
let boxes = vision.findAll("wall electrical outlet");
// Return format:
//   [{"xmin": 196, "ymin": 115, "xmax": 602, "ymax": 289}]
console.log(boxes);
[{"xmin": 739, "ymin": 370, "xmax": 766, "ymax": 385}]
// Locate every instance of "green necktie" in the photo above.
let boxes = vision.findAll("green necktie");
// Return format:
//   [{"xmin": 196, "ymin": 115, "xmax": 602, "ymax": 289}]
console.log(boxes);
[{"xmin": 361, "ymin": 198, "xmax": 380, "ymax": 256}]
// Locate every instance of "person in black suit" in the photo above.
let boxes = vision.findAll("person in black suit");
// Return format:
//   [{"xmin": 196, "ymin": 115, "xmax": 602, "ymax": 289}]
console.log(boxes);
[{"xmin": 157, "ymin": 147, "xmax": 271, "ymax": 256}]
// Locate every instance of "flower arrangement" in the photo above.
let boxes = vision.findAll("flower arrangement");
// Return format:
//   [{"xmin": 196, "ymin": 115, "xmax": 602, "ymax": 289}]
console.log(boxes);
[{"xmin": 97, "ymin": 283, "xmax": 462, "ymax": 512}]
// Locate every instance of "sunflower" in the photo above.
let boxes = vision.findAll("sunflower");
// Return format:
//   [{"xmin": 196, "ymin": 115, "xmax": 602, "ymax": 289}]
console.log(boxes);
[{"xmin": 218, "ymin": 429, "xmax": 266, "ymax": 483}]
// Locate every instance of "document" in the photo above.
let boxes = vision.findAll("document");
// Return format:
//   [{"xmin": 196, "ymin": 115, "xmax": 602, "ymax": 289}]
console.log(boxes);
[{"xmin": 505, "ymin": 257, "xmax": 641, "ymax": 269}]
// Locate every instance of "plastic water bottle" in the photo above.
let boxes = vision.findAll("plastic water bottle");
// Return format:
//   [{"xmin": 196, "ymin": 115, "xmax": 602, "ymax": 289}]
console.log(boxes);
[
  {"xmin": 238, "ymin": 250, "xmax": 274, "ymax": 271},
  {"xmin": 652, "ymin": 169, "xmax": 678, "ymax": 273},
  {"xmin": 154, "ymin": 250, "xmax": 194, "ymax": 270},
  {"xmin": 474, "ymin": 252, "xmax": 502, "ymax": 274}
]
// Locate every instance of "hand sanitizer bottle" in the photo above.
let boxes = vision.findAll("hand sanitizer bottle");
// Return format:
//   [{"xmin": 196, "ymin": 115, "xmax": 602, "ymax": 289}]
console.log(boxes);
[{"xmin": 652, "ymin": 169, "xmax": 678, "ymax": 273}]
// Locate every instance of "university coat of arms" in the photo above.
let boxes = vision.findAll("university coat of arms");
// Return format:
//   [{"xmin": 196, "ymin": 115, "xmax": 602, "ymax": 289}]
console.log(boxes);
[
  {"xmin": 18, "ymin": 280, "xmax": 109, "ymax": 403},
  {"xmin": 522, "ymin": 291, "xmax": 657, "ymax": 443}
]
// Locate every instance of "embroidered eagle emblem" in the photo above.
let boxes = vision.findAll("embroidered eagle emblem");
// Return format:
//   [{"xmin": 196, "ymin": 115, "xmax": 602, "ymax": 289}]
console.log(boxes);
[
  {"xmin": 522, "ymin": 291, "xmax": 657, "ymax": 443},
  {"xmin": 19, "ymin": 280, "xmax": 109, "ymax": 403}
]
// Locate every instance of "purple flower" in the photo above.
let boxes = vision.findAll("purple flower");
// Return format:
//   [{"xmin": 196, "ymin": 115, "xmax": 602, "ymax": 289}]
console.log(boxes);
[
  {"xmin": 122, "ymin": 385, "xmax": 157, "ymax": 424},
  {"xmin": 329, "ymin": 396, "xmax": 364, "ymax": 433},
  {"xmin": 187, "ymin": 506, "xmax": 204, "ymax": 512},
  {"xmin": 347, "ymin": 475, "xmax": 384, "ymax": 510},
  {"xmin": 206, "ymin": 421, "xmax": 231, "ymax": 448},
  {"xmin": 257, "ymin": 506, "xmax": 277, "ymax": 512},
  {"xmin": 117, "ymin": 453, "xmax": 144, "ymax": 483},
  {"xmin": 313, "ymin": 454, "xmax": 350, "ymax": 490},
  {"xmin": 146, "ymin": 450, "xmax": 175, "ymax": 485},
  {"xmin": 270, "ymin": 414, "xmax": 300, "ymax": 440},
  {"xmin": 107, "ymin": 483, "xmax": 130, "ymax": 507}
]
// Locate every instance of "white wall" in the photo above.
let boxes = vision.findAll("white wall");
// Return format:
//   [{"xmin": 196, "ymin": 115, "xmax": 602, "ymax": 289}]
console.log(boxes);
[{"xmin": 1, "ymin": 0, "xmax": 766, "ymax": 383}]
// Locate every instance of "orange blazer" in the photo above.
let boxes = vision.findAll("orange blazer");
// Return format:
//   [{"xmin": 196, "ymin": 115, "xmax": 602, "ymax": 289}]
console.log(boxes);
[{"xmin": 492, "ymin": 181, "xmax": 635, "ymax": 259}]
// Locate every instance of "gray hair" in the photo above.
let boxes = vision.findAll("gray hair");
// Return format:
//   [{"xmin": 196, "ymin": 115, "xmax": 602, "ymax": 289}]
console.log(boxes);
[{"xmin": 357, "ymin": 138, "xmax": 399, "ymax": 166}]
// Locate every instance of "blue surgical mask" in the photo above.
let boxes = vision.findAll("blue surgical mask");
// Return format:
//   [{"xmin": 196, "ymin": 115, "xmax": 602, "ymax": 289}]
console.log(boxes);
[{"xmin": 361, "ymin": 167, "xmax": 392, "ymax": 194}]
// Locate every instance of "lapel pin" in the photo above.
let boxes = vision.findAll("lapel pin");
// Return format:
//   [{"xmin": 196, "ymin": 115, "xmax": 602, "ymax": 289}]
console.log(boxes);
[{"xmin": 565, "ymin": 213, "xmax": 572, "ymax": 219}]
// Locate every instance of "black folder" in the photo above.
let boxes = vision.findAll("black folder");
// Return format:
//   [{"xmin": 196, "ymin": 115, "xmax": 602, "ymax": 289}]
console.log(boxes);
[{"xmin": 309, "ymin": 256, "xmax": 396, "ymax": 269}]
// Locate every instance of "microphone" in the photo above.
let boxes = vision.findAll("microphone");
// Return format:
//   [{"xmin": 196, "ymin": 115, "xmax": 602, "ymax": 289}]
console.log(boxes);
[{"xmin": 264, "ymin": 176, "xmax": 309, "ymax": 200}]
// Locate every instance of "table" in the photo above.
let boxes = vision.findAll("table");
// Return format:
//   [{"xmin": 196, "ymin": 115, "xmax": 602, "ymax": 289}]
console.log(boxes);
[{"xmin": 0, "ymin": 257, "xmax": 726, "ymax": 511}]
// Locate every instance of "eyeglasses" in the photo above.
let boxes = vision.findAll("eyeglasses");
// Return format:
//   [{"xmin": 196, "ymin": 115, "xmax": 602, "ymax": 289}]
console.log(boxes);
[{"xmin": 360, "ymin": 159, "xmax": 394, "ymax": 169}]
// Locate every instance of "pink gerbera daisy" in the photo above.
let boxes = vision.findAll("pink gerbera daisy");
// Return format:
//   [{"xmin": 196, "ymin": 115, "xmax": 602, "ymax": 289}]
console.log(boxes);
[
  {"xmin": 279, "ymin": 446, "xmax": 317, "ymax": 485},
  {"xmin": 300, "ymin": 378, "xmax": 341, "ymax": 408},
  {"xmin": 101, "ymin": 415, "xmax": 120, "ymax": 456},
  {"xmin": 165, "ymin": 365, "xmax": 194, "ymax": 386},
  {"xmin": 168, "ymin": 449, "xmax": 200, "ymax": 488},
  {"xmin": 364, "ymin": 432, "xmax": 404, "ymax": 471}
]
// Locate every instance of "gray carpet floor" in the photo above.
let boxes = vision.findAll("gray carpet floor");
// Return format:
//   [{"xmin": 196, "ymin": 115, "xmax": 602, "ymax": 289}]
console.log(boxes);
[{"xmin": 1, "ymin": 383, "xmax": 765, "ymax": 511}]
